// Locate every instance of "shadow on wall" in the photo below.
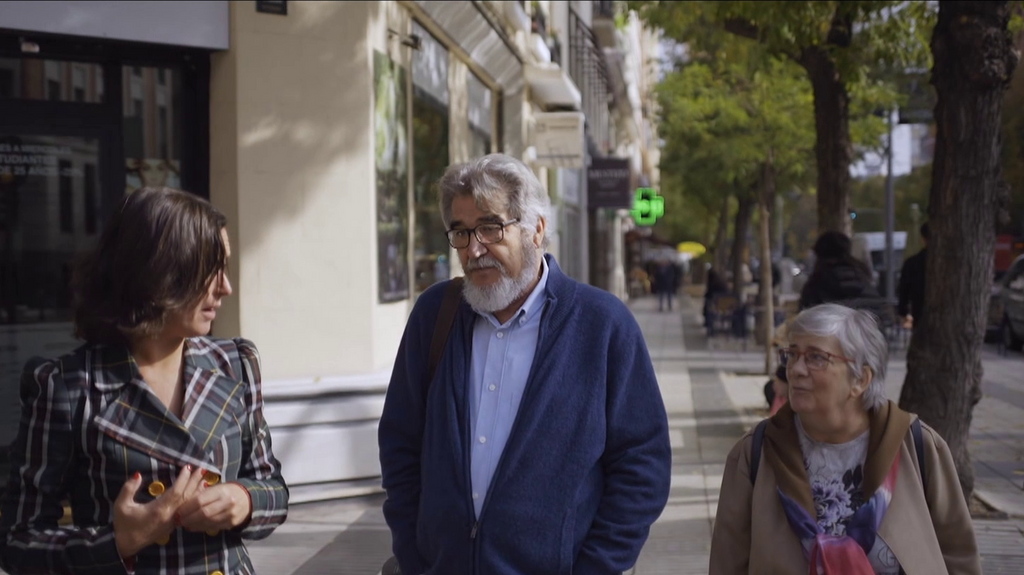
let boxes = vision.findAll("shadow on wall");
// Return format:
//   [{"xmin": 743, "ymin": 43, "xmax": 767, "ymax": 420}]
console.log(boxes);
[{"xmin": 214, "ymin": 2, "xmax": 401, "ymax": 491}]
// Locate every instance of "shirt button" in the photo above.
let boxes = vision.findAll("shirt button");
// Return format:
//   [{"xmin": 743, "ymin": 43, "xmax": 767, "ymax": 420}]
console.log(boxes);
[
  {"xmin": 519, "ymin": 317, "xmax": 526, "ymax": 325},
  {"xmin": 472, "ymin": 492, "xmax": 479, "ymax": 499},
  {"xmin": 489, "ymin": 384, "xmax": 496, "ymax": 391},
  {"xmin": 479, "ymin": 436, "xmax": 487, "ymax": 444},
  {"xmin": 496, "ymin": 332, "xmax": 504, "ymax": 339},
  {"xmin": 147, "ymin": 480, "xmax": 166, "ymax": 497}
]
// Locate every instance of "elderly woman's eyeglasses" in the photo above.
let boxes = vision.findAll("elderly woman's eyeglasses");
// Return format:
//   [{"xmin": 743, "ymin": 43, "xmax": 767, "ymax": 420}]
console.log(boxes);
[
  {"xmin": 778, "ymin": 348, "xmax": 854, "ymax": 371},
  {"xmin": 446, "ymin": 219, "xmax": 519, "ymax": 249}
]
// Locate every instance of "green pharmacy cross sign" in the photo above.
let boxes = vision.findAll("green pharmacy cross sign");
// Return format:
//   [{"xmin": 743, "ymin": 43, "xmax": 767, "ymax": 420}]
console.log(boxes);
[{"xmin": 630, "ymin": 188, "xmax": 664, "ymax": 226}]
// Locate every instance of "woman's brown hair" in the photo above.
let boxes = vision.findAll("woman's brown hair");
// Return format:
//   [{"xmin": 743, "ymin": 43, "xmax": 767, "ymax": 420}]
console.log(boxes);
[{"xmin": 73, "ymin": 187, "xmax": 228, "ymax": 345}]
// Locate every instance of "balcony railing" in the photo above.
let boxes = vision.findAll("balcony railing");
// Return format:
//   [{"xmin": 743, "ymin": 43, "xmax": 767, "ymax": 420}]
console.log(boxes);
[
  {"xmin": 594, "ymin": 0, "xmax": 615, "ymax": 19},
  {"xmin": 568, "ymin": 7, "xmax": 613, "ymax": 154}
]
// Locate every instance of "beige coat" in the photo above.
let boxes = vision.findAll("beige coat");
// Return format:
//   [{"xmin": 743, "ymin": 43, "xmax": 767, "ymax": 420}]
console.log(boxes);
[{"xmin": 709, "ymin": 402, "xmax": 980, "ymax": 574}]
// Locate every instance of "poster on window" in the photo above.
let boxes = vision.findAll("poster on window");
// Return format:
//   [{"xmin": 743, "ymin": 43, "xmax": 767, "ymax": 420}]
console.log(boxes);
[{"xmin": 374, "ymin": 50, "xmax": 410, "ymax": 303}]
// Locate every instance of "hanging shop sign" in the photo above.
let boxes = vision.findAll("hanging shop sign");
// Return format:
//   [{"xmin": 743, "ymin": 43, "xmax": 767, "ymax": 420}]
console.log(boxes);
[
  {"xmin": 530, "ymin": 112, "xmax": 585, "ymax": 169},
  {"xmin": 587, "ymin": 157, "xmax": 632, "ymax": 209}
]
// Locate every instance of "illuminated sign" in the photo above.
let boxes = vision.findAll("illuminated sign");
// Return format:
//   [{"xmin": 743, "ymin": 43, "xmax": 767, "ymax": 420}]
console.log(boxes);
[{"xmin": 630, "ymin": 188, "xmax": 663, "ymax": 226}]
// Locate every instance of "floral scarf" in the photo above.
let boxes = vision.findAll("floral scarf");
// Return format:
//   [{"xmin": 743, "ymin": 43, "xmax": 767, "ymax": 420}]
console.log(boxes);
[
  {"xmin": 761, "ymin": 401, "xmax": 912, "ymax": 575},
  {"xmin": 778, "ymin": 451, "xmax": 901, "ymax": 575}
]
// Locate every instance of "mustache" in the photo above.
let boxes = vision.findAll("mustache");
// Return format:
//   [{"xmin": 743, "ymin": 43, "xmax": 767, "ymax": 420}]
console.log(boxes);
[{"xmin": 464, "ymin": 256, "xmax": 505, "ymax": 273}]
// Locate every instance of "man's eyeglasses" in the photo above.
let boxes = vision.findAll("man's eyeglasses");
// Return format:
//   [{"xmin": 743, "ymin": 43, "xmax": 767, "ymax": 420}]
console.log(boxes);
[
  {"xmin": 446, "ymin": 219, "xmax": 519, "ymax": 249},
  {"xmin": 778, "ymin": 348, "xmax": 855, "ymax": 371}
]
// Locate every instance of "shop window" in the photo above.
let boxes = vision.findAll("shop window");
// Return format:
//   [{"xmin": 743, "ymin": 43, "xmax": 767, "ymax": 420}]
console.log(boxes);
[
  {"xmin": 412, "ymin": 23, "xmax": 452, "ymax": 295},
  {"xmin": 468, "ymin": 72, "xmax": 492, "ymax": 159},
  {"xmin": 59, "ymin": 160, "xmax": 73, "ymax": 232},
  {"xmin": 0, "ymin": 134, "xmax": 101, "ymax": 454},
  {"xmin": 123, "ymin": 66, "xmax": 182, "ymax": 194},
  {"xmin": 83, "ymin": 164, "xmax": 97, "ymax": 234},
  {"xmin": 0, "ymin": 58, "xmax": 104, "ymax": 103}
]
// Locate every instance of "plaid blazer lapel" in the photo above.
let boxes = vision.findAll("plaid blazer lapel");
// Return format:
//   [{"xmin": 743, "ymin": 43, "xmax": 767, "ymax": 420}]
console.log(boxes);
[
  {"xmin": 92, "ymin": 345, "xmax": 212, "ymax": 470},
  {"xmin": 180, "ymin": 338, "xmax": 250, "ymax": 474}
]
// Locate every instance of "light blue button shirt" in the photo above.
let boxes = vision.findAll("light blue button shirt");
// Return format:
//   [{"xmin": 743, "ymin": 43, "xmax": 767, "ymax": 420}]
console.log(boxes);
[{"xmin": 469, "ymin": 257, "xmax": 549, "ymax": 518}]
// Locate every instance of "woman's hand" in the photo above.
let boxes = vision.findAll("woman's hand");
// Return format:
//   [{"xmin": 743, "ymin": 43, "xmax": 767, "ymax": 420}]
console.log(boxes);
[
  {"xmin": 113, "ymin": 465, "xmax": 208, "ymax": 558},
  {"xmin": 176, "ymin": 482, "xmax": 252, "ymax": 532}
]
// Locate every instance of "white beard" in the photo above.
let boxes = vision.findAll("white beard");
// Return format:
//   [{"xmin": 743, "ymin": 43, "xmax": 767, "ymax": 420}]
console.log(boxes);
[{"xmin": 462, "ymin": 244, "xmax": 541, "ymax": 315}]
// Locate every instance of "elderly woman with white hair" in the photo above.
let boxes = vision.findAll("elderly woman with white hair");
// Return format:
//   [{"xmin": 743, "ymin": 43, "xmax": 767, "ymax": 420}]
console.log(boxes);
[{"xmin": 710, "ymin": 304, "xmax": 980, "ymax": 575}]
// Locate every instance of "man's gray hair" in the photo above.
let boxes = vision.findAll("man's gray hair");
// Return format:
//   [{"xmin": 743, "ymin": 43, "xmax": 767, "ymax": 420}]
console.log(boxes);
[
  {"xmin": 438, "ymin": 154, "xmax": 550, "ymax": 244},
  {"xmin": 787, "ymin": 303, "xmax": 889, "ymax": 411}
]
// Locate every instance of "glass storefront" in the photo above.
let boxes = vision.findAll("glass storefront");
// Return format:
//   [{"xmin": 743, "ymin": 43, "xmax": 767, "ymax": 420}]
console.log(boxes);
[
  {"xmin": 0, "ymin": 36, "xmax": 209, "ymax": 493},
  {"xmin": 0, "ymin": 58, "xmax": 105, "ymax": 103},
  {"xmin": 468, "ymin": 71, "xmax": 492, "ymax": 160},
  {"xmin": 123, "ymin": 66, "xmax": 183, "ymax": 194},
  {"xmin": 412, "ymin": 24, "xmax": 451, "ymax": 295},
  {"xmin": 0, "ymin": 134, "xmax": 101, "ymax": 447}
]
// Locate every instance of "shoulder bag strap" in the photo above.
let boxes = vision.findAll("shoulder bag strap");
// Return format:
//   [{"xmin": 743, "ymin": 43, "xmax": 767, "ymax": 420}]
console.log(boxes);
[
  {"xmin": 749, "ymin": 419, "xmax": 768, "ymax": 485},
  {"xmin": 427, "ymin": 277, "xmax": 464, "ymax": 386},
  {"xmin": 911, "ymin": 418, "xmax": 927, "ymax": 489}
]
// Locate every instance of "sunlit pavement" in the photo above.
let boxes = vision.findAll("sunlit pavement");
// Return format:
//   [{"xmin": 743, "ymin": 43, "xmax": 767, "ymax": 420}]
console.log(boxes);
[
  {"xmin": 245, "ymin": 291, "xmax": 1024, "ymax": 574},
  {"xmin": 4, "ymin": 292, "xmax": 1019, "ymax": 575}
]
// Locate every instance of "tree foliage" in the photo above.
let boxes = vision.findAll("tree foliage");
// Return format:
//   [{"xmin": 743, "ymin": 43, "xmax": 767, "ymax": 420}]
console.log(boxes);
[
  {"xmin": 632, "ymin": 0, "xmax": 934, "ymax": 234},
  {"xmin": 652, "ymin": 31, "xmax": 815, "ymax": 263}
]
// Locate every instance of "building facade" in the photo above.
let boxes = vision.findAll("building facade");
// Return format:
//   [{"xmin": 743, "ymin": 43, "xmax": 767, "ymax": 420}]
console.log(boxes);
[{"xmin": 0, "ymin": 0, "xmax": 660, "ymax": 502}]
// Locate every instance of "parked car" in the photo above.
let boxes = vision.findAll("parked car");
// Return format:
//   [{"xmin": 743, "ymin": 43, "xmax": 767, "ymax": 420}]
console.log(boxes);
[{"xmin": 998, "ymin": 254, "xmax": 1024, "ymax": 351}]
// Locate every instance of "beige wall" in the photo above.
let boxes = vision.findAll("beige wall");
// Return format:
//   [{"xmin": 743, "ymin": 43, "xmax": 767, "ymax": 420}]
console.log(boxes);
[{"xmin": 210, "ymin": 1, "xmax": 413, "ymax": 382}]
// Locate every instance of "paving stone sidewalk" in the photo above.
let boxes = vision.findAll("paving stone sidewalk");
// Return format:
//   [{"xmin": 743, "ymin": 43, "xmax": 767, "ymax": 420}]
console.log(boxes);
[
  {"xmin": 243, "ymin": 292, "xmax": 1024, "ymax": 574},
  {"xmin": 1, "ymin": 291, "xmax": 1019, "ymax": 575}
]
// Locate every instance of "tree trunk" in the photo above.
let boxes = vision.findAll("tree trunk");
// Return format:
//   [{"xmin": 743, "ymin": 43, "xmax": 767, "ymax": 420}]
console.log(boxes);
[
  {"xmin": 801, "ymin": 46, "xmax": 853, "ymax": 236},
  {"xmin": 898, "ymin": 0, "xmax": 1018, "ymax": 503},
  {"xmin": 714, "ymin": 193, "xmax": 731, "ymax": 274},
  {"xmin": 731, "ymin": 194, "xmax": 754, "ymax": 299},
  {"xmin": 759, "ymin": 157, "xmax": 777, "ymax": 375}
]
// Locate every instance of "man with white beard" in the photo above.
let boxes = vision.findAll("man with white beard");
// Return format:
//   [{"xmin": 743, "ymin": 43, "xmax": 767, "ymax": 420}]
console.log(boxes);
[{"xmin": 378, "ymin": 154, "xmax": 672, "ymax": 575}]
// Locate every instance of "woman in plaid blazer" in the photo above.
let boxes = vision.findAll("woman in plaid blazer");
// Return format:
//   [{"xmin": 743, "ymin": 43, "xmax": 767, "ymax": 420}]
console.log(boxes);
[{"xmin": 0, "ymin": 187, "xmax": 288, "ymax": 575}]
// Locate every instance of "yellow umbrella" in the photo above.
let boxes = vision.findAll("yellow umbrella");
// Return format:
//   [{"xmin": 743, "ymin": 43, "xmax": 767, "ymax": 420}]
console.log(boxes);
[{"xmin": 677, "ymin": 242, "xmax": 706, "ymax": 257}]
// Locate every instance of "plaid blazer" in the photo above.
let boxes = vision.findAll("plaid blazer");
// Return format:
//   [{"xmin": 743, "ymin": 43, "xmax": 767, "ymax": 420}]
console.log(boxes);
[{"xmin": 0, "ymin": 337, "xmax": 289, "ymax": 575}]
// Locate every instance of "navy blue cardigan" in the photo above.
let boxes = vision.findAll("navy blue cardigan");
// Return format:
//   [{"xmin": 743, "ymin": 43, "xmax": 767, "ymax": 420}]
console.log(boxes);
[{"xmin": 378, "ymin": 255, "xmax": 672, "ymax": 575}]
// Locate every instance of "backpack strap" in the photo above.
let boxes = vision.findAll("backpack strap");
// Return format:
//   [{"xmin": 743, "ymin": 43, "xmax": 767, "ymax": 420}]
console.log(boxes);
[
  {"xmin": 749, "ymin": 419, "xmax": 768, "ymax": 485},
  {"xmin": 427, "ymin": 277, "xmax": 464, "ymax": 385},
  {"xmin": 911, "ymin": 418, "xmax": 927, "ymax": 490}
]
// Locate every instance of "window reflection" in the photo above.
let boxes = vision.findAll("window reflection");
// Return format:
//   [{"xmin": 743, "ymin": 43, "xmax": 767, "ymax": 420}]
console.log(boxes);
[
  {"xmin": 0, "ymin": 58, "xmax": 104, "ymax": 103},
  {"xmin": 412, "ymin": 24, "xmax": 452, "ymax": 295},
  {"xmin": 468, "ymin": 72, "xmax": 492, "ymax": 159},
  {"xmin": 122, "ymin": 66, "xmax": 182, "ymax": 194},
  {"xmin": 0, "ymin": 134, "xmax": 101, "ymax": 452}
]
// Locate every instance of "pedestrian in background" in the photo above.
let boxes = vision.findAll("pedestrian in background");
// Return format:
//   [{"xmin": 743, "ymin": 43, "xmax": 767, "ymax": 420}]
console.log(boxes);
[
  {"xmin": 800, "ymin": 231, "xmax": 892, "ymax": 327},
  {"xmin": 378, "ymin": 154, "xmax": 672, "ymax": 575},
  {"xmin": 710, "ymin": 304, "xmax": 979, "ymax": 574},
  {"xmin": 898, "ymin": 222, "xmax": 929, "ymax": 330},
  {"xmin": 704, "ymin": 267, "xmax": 729, "ymax": 335},
  {"xmin": 0, "ymin": 187, "xmax": 288, "ymax": 575},
  {"xmin": 654, "ymin": 258, "xmax": 680, "ymax": 312}
]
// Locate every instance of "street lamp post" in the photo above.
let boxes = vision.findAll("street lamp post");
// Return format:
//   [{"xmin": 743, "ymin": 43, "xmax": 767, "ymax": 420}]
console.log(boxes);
[{"xmin": 884, "ymin": 109, "xmax": 896, "ymax": 305}]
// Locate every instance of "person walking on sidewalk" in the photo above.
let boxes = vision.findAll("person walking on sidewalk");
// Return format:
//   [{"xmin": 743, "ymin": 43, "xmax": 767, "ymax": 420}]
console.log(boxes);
[
  {"xmin": 653, "ymin": 258, "xmax": 680, "ymax": 312},
  {"xmin": 710, "ymin": 304, "xmax": 980, "ymax": 575},
  {"xmin": 800, "ymin": 232, "xmax": 892, "ymax": 328},
  {"xmin": 0, "ymin": 187, "xmax": 289, "ymax": 575},
  {"xmin": 378, "ymin": 154, "xmax": 672, "ymax": 575},
  {"xmin": 898, "ymin": 222, "xmax": 929, "ymax": 331}
]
